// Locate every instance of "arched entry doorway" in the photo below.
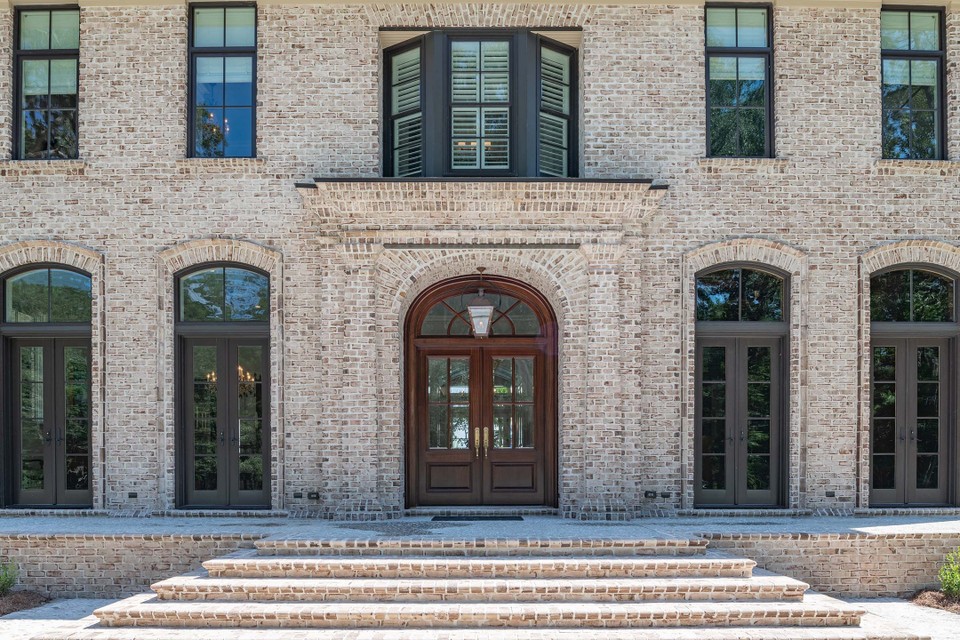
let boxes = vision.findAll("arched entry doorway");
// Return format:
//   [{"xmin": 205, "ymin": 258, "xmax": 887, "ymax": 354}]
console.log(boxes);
[{"xmin": 405, "ymin": 274, "xmax": 558, "ymax": 507}]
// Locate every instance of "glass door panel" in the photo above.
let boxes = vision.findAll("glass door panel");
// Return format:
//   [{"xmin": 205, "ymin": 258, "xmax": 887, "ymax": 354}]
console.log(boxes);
[
  {"xmin": 58, "ymin": 341, "xmax": 90, "ymax": 504},
  {"xmin": 14, "ymin": 342, "xmax": 53, "ymax": 505},
  {"xmin": 427, "ymin": 357, "xmax": 471, "ymax": 450},
  {"xmin": 739, "ymin": 340, "xmax": 780, "ymax": 506},
  {"xmin": 871, "ymin": 344, "xmax": 900, "ymax": 504},
  {"xmin": 184, "ymin": 340, "xmax": 225, "ymax": 506},
  {"xmin": 698, "ymin": 344, "xmax": 730, "ymax": 503},
  {"xmin": 491, "ymin": 356, "xmax": 535, "ymax": 450},
  {"xmin": 230, "ymin": 340, "xmax": 269, "ymax": 506},
  {"xmin": 908, "ymin": 340, "xmax": 948, "ymax": 504}
]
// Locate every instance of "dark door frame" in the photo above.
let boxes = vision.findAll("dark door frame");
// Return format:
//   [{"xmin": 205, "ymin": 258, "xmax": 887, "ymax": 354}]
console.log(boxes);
[{"xmin": 404, "ymin": 275, "xmax": 558, "ymax": 508}]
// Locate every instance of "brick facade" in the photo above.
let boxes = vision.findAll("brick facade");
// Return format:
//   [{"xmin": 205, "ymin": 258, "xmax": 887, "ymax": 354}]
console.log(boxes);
[{"xmin": 2, "ymin": 1, "xmax": 960, "ymax": 518}]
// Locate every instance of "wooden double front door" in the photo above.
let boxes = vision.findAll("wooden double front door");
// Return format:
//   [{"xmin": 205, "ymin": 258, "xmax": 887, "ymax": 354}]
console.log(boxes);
[{"xmin": 412, "ymin": 344, "xmax": 553, "ymax": 505}]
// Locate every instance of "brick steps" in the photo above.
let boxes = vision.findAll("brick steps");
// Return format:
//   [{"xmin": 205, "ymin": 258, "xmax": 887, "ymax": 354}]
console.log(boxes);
[
  {"xmin": 203, "ymin": 551, "xmax": 756, "ymax": 579},
  {"xmin": 253, "ymin": 537, "xmax": 708, "ymax": 557},
  {"xmin": 154, "ymin": 572, "xmax": 807, "ymax": 602},
  {"xmin": 36, "ymin": 535, "xmax": 923, "ymax": 640},
  {"xmin": 94, "ymin": 597, "xmax": 864, "ymax": 629}
]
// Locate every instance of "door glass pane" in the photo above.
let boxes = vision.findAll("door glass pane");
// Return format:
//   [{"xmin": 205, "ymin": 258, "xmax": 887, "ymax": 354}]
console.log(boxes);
[
  {"xmin": 63, "ymin": 346, "xmax": 90, "ymax": 491},
  {"xmin": 914, "ymin": 346, "xmax": 939, "ymax": 491},
  {"xmin": 427, "ymin": 357, "xmax": 470, "ymax": 449},
  {"xmin": 492, "ymin": 357, "xmax": 535, "ymax": 449},
  {"xmin": 746, "ymin": 347, "xmax": 772, "ymax": 492},
  {"xmin": 193, "ymin": 345, "xmax": 218, "ymax": 491},
  {"xmin": 237, "ymin": 345, "xmax": 264, "ymax": 491},
  {"xmin": 20, "ymin": 346, "xmax": 45, "ymax": 491},
  {"xmin": 700, "ymin": 346, "xmax": 726, "ymax": 491},
  {"xmin": 50, "ymin": 269, "xmax": 91, "ymax": 322},
  {"xmin": 872, "ymin": 346, "xmax": 897, "ymax": 491}
]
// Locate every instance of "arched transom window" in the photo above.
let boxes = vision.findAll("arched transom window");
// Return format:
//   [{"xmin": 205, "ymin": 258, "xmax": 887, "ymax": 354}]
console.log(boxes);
[
  {"xmin": 178, "ymin": 266, "xmax": 268, "ymax": 322},
  {"xmin": 696, "ymin": 267, "xmax": 784, "ymax": 322},
  {"xmin": 4, "ymin": 267, "xmax": 91, "ymax": 323},
  {"xmin": 420, "ymin": 292, "xmax": 542, "ymax": 337},
  {"xmin": 870, "ymin": 268, "xmax": 954, "ymax": 323}
]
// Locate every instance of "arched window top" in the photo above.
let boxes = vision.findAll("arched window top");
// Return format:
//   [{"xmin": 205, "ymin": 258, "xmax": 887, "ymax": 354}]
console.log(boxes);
[
  {"xmin": 696, "ymin": 267, "xmax": 785, "ymax": 322},
  {"xmin": 871, "ymin": 268, "xmax": 955, "ymax": 323},
  {"xmin": 420, "ymin": 292, "xmax": 542, "ymax": 337},
  {"xmin": 3, "ymin": 267, "xmax": 91, "ymax": 323},
  {"xmin": 178, "ymin": 265, "xmax": 268, "ymax": 322}
]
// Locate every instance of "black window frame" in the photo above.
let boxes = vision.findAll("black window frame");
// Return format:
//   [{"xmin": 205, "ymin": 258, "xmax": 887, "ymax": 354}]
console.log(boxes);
[
  {"xmin": 880, "ymin": 5, "xmax": 947, "ymax": 161},
  {"xmin": 186, "ymin": 2, "xmax": 258, "ymax": 159},
  {"xmin": 382, "ymin": 28, "xmax": 580, "ymax": 178},
  {"xmin": 12, "ymin": 5, "xmax": 81, "ymax": 161},
  {"xmin": 704, "ymin": 2, "xmax": 775, "ymax": 159}
]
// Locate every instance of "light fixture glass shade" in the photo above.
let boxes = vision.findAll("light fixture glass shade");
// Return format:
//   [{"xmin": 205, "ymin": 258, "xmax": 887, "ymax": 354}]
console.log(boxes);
[{"xmin": 467, "ymin": 292, "xmax": 495, "ymax": 338}]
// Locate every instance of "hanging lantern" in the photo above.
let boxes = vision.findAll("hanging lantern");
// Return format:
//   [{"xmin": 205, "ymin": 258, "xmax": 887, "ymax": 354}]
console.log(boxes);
[{"xmin": 467, "ymin": 288, "xmax": 495, "ymax": 338}]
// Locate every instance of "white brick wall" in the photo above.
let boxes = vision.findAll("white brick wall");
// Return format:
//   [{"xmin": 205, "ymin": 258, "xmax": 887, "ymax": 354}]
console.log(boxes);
[{"xmin": 1, "ymin": 3, "xmax": 959, "ymax": 517}]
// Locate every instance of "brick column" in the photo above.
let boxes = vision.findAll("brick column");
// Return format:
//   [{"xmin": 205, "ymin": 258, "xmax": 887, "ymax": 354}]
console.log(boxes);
[
  {"xmin": 577, "ymin": 242, "xmax": 628, "ymax": 519},
  {"xmin": 335, "ymin": 240, "xmax": 388, "ymax": 520},
  {"xmin": 947, "ymin": 2, "xmax": 960, "ymax": 160}
]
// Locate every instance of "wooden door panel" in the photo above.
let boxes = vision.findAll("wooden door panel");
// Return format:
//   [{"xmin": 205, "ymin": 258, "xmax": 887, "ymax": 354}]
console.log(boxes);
[
  {"xmin": 482, "ymin": 351, "xmax": 543, "ymax": 505},
  {"xmin": 418, "ymin": 351, "xmax": 481, "ymax": 505}
]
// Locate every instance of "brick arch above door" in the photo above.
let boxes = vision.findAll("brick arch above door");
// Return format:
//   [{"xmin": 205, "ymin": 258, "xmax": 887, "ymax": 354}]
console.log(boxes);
[
  {"xmin": 682, "ymin": 238, "xmax": 807, "ymax": 511},
  {"xmin": 157, "ymin": 239, "xmax": 284, "ymax": 512},
  {"xmin": 0, "ymin": 240, "xmax": 105, "ymax": 509},
  {"xmin": 328, "ymin": 244, "xmax": 629, "ymax": 519},
  {"xmin": 859, "ymin": 239, "xmax": 960, "ymax": 508}
]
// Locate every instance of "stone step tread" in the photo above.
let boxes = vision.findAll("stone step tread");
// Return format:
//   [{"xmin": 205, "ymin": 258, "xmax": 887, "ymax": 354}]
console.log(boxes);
[
  {"xmin": 32, "ymin": 626, "xmax": 927, "ymax": 640},
  {"xmin": 203, "ymin": 552, "xmax": 754, "ymax": 578},
  {"xmin": 254, "ymin": 537, "xmax": 708, "ymax": 556},
  {"xmin": 153, "ymin": 573, "xmax": 807, "ymax": 601},
  {"xmin": 95, "ymin": 596, "xmax": 864, "ymax": 629}
]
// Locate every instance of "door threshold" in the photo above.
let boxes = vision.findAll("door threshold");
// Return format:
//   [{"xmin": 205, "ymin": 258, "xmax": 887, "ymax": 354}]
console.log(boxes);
[{"xmin": 432, "ymin": 515, "xmax": 524, "ymax": 522}]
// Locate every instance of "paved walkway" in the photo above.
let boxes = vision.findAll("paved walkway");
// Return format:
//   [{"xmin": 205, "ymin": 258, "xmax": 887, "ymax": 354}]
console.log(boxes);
[
  {"xmin": 854, "ymin": 598, "xmax": 960, "ymax": 640},
  {"xmin": 1, "ymin": 597, "xmax": 959, "ymax": 640},
  {"xmin": 1, "ymin": 513, "xmax": 960, "ymax": 539},
  {"xmin": 0, "ymin": 599, "xmax": 112, "ymax": 640}
]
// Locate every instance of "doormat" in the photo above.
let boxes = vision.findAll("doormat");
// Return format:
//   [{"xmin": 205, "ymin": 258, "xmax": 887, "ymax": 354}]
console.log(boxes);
[{"xmin": 432, "ymin": 516, "xmax": 524, "ymax": 522}]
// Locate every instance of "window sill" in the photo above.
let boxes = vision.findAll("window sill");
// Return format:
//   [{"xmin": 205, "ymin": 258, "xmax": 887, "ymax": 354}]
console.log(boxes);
[
  {"xmin": 176, "ymin": 157, "xmax": 266, "ymax": 174},
  {"xmin": 697, "ymin": 157, "xmax": 791, "ymax": 173},
  {"xmin": 0, "ymin": 159, "xmax": 87, "ymax": 177},
  {"xmin": 874, "ymin": 158, "xmax": 960, "ymax": 176}
]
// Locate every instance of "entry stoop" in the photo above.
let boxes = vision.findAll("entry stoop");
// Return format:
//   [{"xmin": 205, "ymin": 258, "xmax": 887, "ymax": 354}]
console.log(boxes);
[{"xmin": 35, "ymin": 536, "xmax": 925, "ymax": 640}]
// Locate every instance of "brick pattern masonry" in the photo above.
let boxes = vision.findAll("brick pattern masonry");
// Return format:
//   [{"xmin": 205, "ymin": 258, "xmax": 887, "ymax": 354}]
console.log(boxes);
[{"xmin": 2, "ymin": 3, "xmax": 960, "ymax": 518}]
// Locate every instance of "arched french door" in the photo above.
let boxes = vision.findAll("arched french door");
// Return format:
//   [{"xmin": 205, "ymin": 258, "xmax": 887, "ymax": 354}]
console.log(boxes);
[
  {"xmin": 1, "ymin": 265, "xmax": 93, "ymax": 507},
  {"xmin": 694, "ymin": 264, "xmax": 788, "ymax": 508},
  {"xmin": 870, "ymin": 266, "xmax": 956, "ymax": 506},
  {"xmin": 405, "ymin": 275, "xmax": 558, "ymax": 507},
  {"xmin": 175, "ymin": 264, "xmax": 270, "ymax": 508}
]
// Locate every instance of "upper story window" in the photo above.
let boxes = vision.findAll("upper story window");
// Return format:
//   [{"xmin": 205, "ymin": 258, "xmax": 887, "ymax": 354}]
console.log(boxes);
[
  {"xmin": 188, "ymin": 4, "xmax": 256, "ymax": 158},
  {"xmin": 705, "ymin": 5, "xmax": 773, "ymax": 158},
  {"xmin": 384, "ymin": 29, "xmax": 578, "ymax": 178},
  {"xmin": 881, "ymin": 8, "xmax": 944, "ymax": 160},
  {"xmin": 14, "ymin": 8, "xmax": 80, "ymax": 160}
]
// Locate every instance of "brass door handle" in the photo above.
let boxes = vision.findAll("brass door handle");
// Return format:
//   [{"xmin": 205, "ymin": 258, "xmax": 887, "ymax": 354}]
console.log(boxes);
[
  {"xmin": 483, "ymin": 427, "xmax": 490, "ymax": 457},
  {"xmin": 474, "ymin": 427, "xmax": 480, "ymax": 459}
]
